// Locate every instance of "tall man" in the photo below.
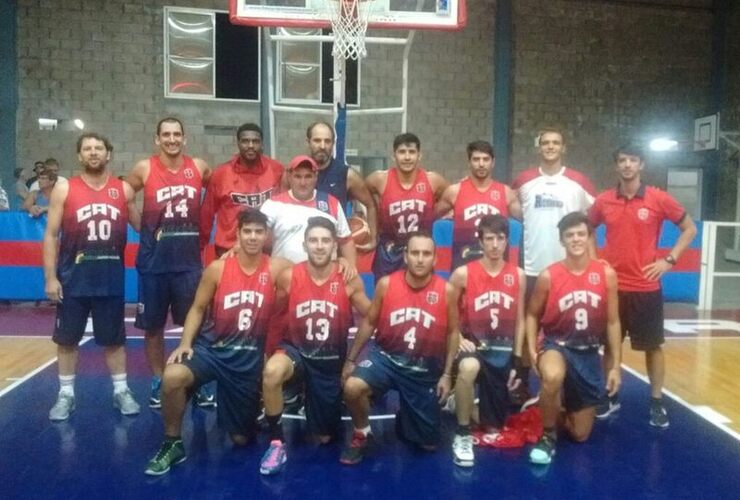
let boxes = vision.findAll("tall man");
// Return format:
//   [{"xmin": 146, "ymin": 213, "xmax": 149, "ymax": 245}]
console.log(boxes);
[
  {"xmin": 436, "ymin": 141, "xmax": 521, "ymax": 270},
  {"xmin": 145, "ymin": 210, "xmax": 292, "ymax": 476},
  {"xmin": 526, "ymin": 213, "xmax": 621, "ymax": 465},
  {"xmin": 44, "ymin": 133, "xmax": 141, "ymax": 421},
  {"xmin": 200, "ymin": 123, "xmax": 284, "ymax": 256},
  {"xmin": 588, "ymin": 144, "xmax": 696, "ymax": 427},
  {"xmin": 340, "ymin": 232, "xmax": 459, "ymax": 465},
  {"xmin": 366, "ymin": 133, "xmax": 448, "ymax": 281},
  {"xmin": 127, "ymin": 117, "xmax": 212, "ymax": 408},
  {"xmin": 259, "ymin": 217, "xmax": 371, "ymax": 475},
  {"xmin": 448, "ymin": 214, "xmax": 526, "ymax": 467}
]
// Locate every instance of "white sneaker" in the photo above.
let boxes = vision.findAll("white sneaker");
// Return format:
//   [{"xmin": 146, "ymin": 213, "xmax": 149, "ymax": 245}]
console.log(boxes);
[
  {"xmin": 49, "ymin": 393, "xmax": 76, "ymax": 421},
  {"xmin": 452, "ymin": 434, "xmax": 475, "ymax": 467},
  {"xmin": 114, "ymin": 389, "xmax": 141, "ymax": 416}
]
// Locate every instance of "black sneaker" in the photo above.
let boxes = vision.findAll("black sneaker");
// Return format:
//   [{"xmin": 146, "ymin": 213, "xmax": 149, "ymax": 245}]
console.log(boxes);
[
  {"xmin": 596, "ymin": 395, "xmax": 621, "ymax": 419},
  {"xmin": 649, "ymin": 401, "xmax": 670, "ymax": 429},
  {"xmin": 193, "ymin": 386, "xmax": 216, "ymax": 408},
  {"xmin": 340, "ymin": 431, "xmax": 372, "ymax": 465},
  {"xmin": 529, "ymin": 434, "xmax": 556, "ymax": 465}
]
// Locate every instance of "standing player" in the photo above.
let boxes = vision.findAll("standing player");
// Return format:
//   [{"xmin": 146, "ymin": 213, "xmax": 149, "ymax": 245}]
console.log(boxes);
[
  {"xmin": 144, "ymin": 210, "xmax": 291, "ymax": 475},
  {"xmin": 127, "ymin": 117, "xmax": 212, "ymax": 409},
  {"xmin": 448, "ymin": 214, "xmax": 526, "ymax": 467},
  {"xmin": 259, "ymin": 217, "xmax": 371, "ymax": 475},
  {"xmin": 340, "ymin": 232, "xmax": 459, "ymax": 465},
  {"xmin": 200, "ymin": 123, "xmax": 284, "ymax": 256},
  {"xmin": 436, "ymin": 141, "xmax": 521, "ymax": 270},
  {"xmin": 589, "ymin": 144, "xmax": 696, "ymax": 427},
  {"xmin": 305, "ymin": 121, "xmax": 378, "ymax": 249},
  {"xmin": 525, "ymin": 213, "xmax": 621, "ymax": 464},
  {"xmin": 44, "ymin": 133, "xmax": 141, "ymax": 421},
  {"xmin": 366, "ymin": 133, "xmax": 448, "ymax": 281}
]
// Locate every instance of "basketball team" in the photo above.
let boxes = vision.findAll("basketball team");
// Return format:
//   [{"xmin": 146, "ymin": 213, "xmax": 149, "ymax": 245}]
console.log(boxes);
[{"xmin": 41, "ymin": 118, "xmax": 697, "ymax": 475}]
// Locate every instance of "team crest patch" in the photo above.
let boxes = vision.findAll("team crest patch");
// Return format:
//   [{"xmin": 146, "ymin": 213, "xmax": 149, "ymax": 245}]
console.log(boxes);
[
  {"xmin": 504, "ymin": 274, "xmax": 514, "ymax": 287},
  {"xmin": 427, "ymin": 291, "xmax": 439, "ymax": 304},
  {"xmin": 259, "ymin": 272, "xmax": 269, "ymax": 285},
  {"xmin": 107, "ymin": 188, "xmax": 119, "ymax": 200},
  {"xmin": 318, "ymin": 200, "xmax": 329, "ymax": 211},
  {"xmin": 588, "ymin": 272, "xmax": 601, "ymax": 285},
  {"xmin": 183, "ymin": 168, "xmax": 194, "ymax": 179},
  {"xmin": 330, "ymin": 282, "xmax": 339, "ymax": 295},
  {"xmin": 415, "ymin": 183, "xmax": 427, "ymax": 193},
  {"xmin": 490, "ymin": 190, "xmax": 501, "ymax": 201},
  {"xmin": 637, "ymin": 208, "xmax": 649, "ymax": 221}
]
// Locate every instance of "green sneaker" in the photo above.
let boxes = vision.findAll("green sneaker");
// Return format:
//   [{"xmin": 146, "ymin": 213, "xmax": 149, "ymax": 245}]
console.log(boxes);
[{"xmin": 144, "ymin": 439, "xmax": 186, "ymax": 476}]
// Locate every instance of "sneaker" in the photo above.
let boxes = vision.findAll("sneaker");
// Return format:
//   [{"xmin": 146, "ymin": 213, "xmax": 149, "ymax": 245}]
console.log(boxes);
[
  {"xmin": 49, "ymin": 393, "xmax": 76, "ymax": 422},
  {"xmin": 340, "ymin": 431, "xmax": 372, "ymax": 465},
  {"xmin": 144, "ymin": 439, "xmax": 186, "ymax": 476},
  {"xmin": 441, "ymin": 391, "xmax": 456, "ymax": 413},
  {"xmin": 259, "ymin": 440, "xmax": 288, "ymax": 475},
  {"xmin": 452, "ymin": 434, "xmax": 475, "ymax": 467},
  {"xmin": 529, "ymin": 434, "xmax": 556, "ymax": 465},
  {"xmin": 649, "ymin": 402, "xmax": 670, "ymax": 429},
  {"xmin": 193, "ymin": 386, "xmax": 216, "ymax": 408},
  {"xmin": 596, "ymin": 396, "xmax": 621, "ymax": 419},
  {"xmin": 114, "ymin": 389, "xmax": 141, "ymax": 416},
  {"xmin": 520, "ymin": 394, "xmax": 540, "ymax": 412},
  {"xmin": 149, "ymin": 377, "xmax": 162, "ymax": 409}
]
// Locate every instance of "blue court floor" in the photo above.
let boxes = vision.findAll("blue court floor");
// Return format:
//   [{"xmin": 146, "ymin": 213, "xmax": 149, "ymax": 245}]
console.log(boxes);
[{"xmin": 1, "ymin": 338, "xmax": 739, "ymax": 500}]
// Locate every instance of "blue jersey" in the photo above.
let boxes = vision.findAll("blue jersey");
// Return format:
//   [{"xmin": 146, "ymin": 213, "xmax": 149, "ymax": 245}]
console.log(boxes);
[{"xmin": 317, "ymin": 158, "xmax": 349, "ymax": 208}]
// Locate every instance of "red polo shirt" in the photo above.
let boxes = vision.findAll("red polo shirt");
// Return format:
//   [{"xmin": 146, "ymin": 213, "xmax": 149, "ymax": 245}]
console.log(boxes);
[{"xmin": 588, "ymin": 184, "xmax": 686, "ymax": 292}]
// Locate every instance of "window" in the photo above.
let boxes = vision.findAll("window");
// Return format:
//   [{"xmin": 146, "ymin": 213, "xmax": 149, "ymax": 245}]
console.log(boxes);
[{"xmin": 164, "ymin": 7, "xmax": 260, "ymax": 101}]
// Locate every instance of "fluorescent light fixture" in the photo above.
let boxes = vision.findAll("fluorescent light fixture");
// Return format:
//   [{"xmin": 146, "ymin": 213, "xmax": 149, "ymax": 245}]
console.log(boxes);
[
  {"xmin": 38, "ymin": 118, "xmax": 58, "ymax": 130},
  {"xmin": 73, "ymin": 119, "xmax": 85, "ymax": 130},
  {"xmin": 649, "ymin": 138, "xmax": 678, "ymax": 152}
]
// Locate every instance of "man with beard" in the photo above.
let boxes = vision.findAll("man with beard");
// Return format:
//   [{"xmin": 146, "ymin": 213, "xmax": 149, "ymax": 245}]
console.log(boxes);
[
  {"xmin": 259, "ymin": 217, "xmax": 371, "ymax": 475},
  {"xmin": 436, "ymin": 141, "xmax": 520, "ymax": 270},
  {"xmin": 200, "ymin": 123, "xmax": 284, "ymax": 256},
  {"xmin": 44, "ymin": 133, "xmax": 141, "ymax": 421},
  {"xmin": 145, "ymin": 210, "xmax": 292, "ymax": 475},
  {"xmin": 127, "ymin": 117, "xmax": 213, "ymax": 409}
]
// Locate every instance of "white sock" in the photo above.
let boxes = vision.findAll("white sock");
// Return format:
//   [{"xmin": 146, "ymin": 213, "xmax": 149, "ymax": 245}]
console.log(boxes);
[
  {"xmin": 355, "ymin": 425, "xmax": 371, "ymax": 437},
  {"xmin": 111, "ymin": 373, "xmax": 129, "ymax": 394},
  {"xmin": 59, "ymin": 375, "xmax": 75, "ymax": 397}
]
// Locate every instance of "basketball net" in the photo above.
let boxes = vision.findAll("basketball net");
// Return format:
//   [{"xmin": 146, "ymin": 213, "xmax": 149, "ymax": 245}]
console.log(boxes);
[{"xmin": 326, "ymin": 0, "xmax": 372, "ymax": 60}]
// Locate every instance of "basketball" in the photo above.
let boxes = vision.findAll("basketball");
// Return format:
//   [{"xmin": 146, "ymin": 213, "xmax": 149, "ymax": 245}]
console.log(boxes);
[{"xmin": 349, "ymin": 215, "xmax": 372, "ymax": 248}]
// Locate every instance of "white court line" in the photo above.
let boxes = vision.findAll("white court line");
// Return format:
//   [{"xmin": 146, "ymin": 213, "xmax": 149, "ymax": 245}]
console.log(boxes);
[
  {"xmin": 0, "ymin": 337, "xmax": 92, "ymax": 399},
  {"xmin": 621, "ymin": 364, "xmax": 740, "ymax": 443},
  {"xmin": 282, "ymin": 413, "xmax": 396, "ymax": 422}
]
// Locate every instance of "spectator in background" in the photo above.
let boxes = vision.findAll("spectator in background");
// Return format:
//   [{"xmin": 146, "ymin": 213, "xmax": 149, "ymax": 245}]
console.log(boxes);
[
  {"xmin": 15, "ymin": 167, "xmax": 30, "ymax": 204},
  {"xmin": 26, "ymin": 161, "xmax": 45, "ymax": 189},
  {"xmin": 0, "ymin": 181, "xmax": 8, "ymax": 211},
  {"xmin": 29, "ymin": 158, "xmax": 67, "ymax": 192},
  {"xmin": 24, "ymin": 168, "xmax": 57, "ymax": 217}
]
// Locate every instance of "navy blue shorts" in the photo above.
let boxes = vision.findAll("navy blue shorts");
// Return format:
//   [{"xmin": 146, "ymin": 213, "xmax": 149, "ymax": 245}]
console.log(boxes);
[
  {"xmin": 53, "ymin": 295, "xmax": 125, "ymax": 347},
  {"xmin": 135, "ymin": 270, "xmax": 201, "ymax": 331},
  {"xmin": 457, "ymin": 350, "xmax": 513, "ymax": 428},
  {"xmin": 352, "ymin": 347, "xmax": 440, "ymax": 447},
  {"xmin": 371, "ymin": 240, "xmax": 406, "ymax": 283},
  {"xmin": 280, "ymin": 344, "xmax": 343, "ymax": 437},
  {"xmin": 182, "ymin": 341, "xmax": 261, "ymax": 436},
  {"xmin": 540, "ymin": 339, "xmax": 604, "ymax": 412},
  {"xmin": 619, "ymin": 290, "xmax": 664, "ymax": 351}
]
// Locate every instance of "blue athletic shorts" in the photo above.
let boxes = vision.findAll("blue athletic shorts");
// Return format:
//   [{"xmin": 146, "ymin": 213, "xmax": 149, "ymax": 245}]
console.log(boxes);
[
  {"xmin": 53, "ymin": 295, "xmax": 125, "ymax": 347},
  {"xmin": 371, "ymin": 240, "xmax": 406, "ymax": 283},
  {"xmin": 135, "ymin": 269, "xmax": 201, "ymax": 331},
  {"xmin": 279, "ymin": 343, "xmax": 343, "ymax": 437},
  {"xmin": 351, "ymin": 346, "xmax": 440, "ymax": 447},
  {"xmin": 457, "ymin": 349, "xmax": 514, "ymax": 428},
  {"xmin": 182, "ymin": 340, "xmax": 261, "ymax": 436},
  {"xmin": 540, "ymin": 339, "xmax": 604, "ymax": 412}
]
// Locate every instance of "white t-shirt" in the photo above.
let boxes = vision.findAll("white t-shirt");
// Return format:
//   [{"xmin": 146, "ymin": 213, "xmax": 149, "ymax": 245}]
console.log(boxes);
[
  {"xmin": 259, "ymin": 190, "xmax": 351, "ymax": 263},
  {"xmin": 29, "ymin": 175, "xmax": 68, "ymax": 192},
  {"xmin": 513, "ymin": 166, "xmax": 596, "ymax": 276}
]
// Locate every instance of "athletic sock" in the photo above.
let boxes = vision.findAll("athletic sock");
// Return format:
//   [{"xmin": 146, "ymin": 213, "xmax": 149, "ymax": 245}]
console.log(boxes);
[
  {"xmin": 650, "ymin": 397, "xmax": 663, "ymax": 407},
  {"xmin": 266, "ymin": 413, "xmax": 284, "ymax": 442},
  {"xmin": 543, "ymin": 426, "xmax": 557, "ymax": 441},
  {"xmin": 111, "ymin": 373, "xmax": 129, "ymax": 394},
  {"xmin": 59, "ymin": 375, "xmax": 75, "ymax": 397},
  {"xmin": 164, "ymin": 435, "xmax": 181, "ymax": 443},
  {"xmin": 355, "ymin": 425, "xmax": 371, "ymax": 437},
  {"xmin": 456, "ymin": 424, "xmax": 471, "ymax": 436}
]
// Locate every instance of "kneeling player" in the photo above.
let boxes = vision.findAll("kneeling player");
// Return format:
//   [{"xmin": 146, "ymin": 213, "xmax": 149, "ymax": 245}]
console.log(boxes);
[
  {"xmin": 259, "ymin": 217, "xmax": 371, "ymax": 475},
  {"xmin": 448, "ymin": 214, "xmax": 526, "ymax": 467},
  {"xmin": 526, "ymin": 212, "xmax": 621, "ymax": 465},
  {"xmin": 144, "ymin": 210, "xmax": 290, "ymax": 475},
  {"xmin": 340, "ymin": 232, "xmax": 459, "ymax": 465}
]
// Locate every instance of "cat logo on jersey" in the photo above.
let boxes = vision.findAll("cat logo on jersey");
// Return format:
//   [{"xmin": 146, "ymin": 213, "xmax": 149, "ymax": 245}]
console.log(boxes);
[
  {"xmin": 637, "ymin": 207, "xmax": 649, "ymax": 221},
  {"xmin": 588, "ymin": 272, "xmax": 601, "ymax": 285},
  {"xmin": 415, "ymin": 183, "xmax": 427, "ymax": 193},
  {"xmin": 427, "ymin": 291, "xmax": 439, "ymax": 305},
  {"xmin": 183, "ymin": 168, "xmax": 194, "ymax": 179},
  {"xmin": 108, "ymin": 188, "xmax": 119, "ymax": 200},
  {"xmin": 259, "ymin": 272, "xmax": 269, "ymax": 285},
  {"xmin": 504, "ymin": 274, "xmax": 515, "ymax": 287},
  {"xmin": 330, "ymin": 282, "xmax": 339, "ymax": 295},
  {"xmin": 490, "ymin": 190, "xmax": 500, "ymax": 201}
]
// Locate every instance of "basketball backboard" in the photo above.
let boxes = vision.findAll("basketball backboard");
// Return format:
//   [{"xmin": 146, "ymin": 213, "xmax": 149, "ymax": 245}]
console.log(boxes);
[
  {"xmin": 694, "ymin": 113, "xmax": 719, "ymax": 152},
  {"xmin": 229, "ymin": 0, "xmax": 467, "ymax": 31}
]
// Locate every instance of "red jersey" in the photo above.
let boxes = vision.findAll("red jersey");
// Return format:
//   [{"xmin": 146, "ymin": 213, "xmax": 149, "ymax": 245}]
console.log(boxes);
[
  {"xmin": 286, "ymin": 262, "xmax": 353, "ymax": 361},
  {"xmin": 460, "ymin": 260, "xmax": 520, "ymax": 350},
  {"xmin": 452, "ymin": 178, "xmax": 510, "ymax": 269},
  {"xmin": 200, "ymin": 255, "xmax": 275, "ymax": 372},
  {"xmin": 58, "ymin": 176, "xmax": 128, "ymax": 297},
  {"xmin": 137, "ymin": 155, "xmax": 202, "ymax": 274},
  {"xmin": 377, "ymin": 271, "xmax": 449, "ymax": 375},
  {"xmin": 200, "ymin": 154, "xmax": 284, "ymax": 250},
  {"xmin": 378, "ymin": 167, "xmax": 435, "ymax": 245},
  {"xmin": 588, "ymin": 184, "xmax": 686, "ymax": 292},
  {"xmin": 540, "ymin": 260, "xmax": 608, "ymax": 348}
]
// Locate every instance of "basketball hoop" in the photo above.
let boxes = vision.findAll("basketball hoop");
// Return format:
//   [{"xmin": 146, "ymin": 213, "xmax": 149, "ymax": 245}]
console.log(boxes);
[{"xmin": 325, "ymin": 0, "xmax": 372, "ymax": 60}]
